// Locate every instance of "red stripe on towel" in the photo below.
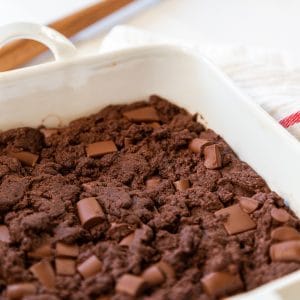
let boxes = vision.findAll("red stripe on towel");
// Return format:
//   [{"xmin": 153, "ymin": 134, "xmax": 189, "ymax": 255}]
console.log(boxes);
[{"xmin": 279, "ymin": 111, "xmax": 300, "ymax": 128}]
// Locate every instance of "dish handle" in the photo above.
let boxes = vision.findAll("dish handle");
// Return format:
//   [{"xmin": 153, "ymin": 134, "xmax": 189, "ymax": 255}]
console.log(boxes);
[{"xmin": 0, "ymin": 22, "xmax": 77, "ymax": 64}]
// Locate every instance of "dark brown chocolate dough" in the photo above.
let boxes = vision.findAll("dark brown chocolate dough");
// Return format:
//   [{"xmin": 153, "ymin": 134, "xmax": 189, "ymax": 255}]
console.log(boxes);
[{"xmin": 0, "ymin": 95, "xmax": 299, "ymax": 300}]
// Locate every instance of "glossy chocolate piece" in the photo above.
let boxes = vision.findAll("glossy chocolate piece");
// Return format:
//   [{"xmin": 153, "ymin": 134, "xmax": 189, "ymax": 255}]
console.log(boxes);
[
  {"xmin": 28, "ymin": 241, "xmax": 52, "ymax": 258},
  {"xmin": 8, "ymin": 151, "xmax": 38, "ymax": 167},
  {"xmin": 29, "ymin": 260, "xmax": 56, "ymax": 289},
  {"xmin": 6, "ymin": 283, "xmax": 36, "ymax": 299},
  {"xmin": 142, "ymin": 265, "xmax": 165, "ymax": 286},
  {"xmin": 271, "ymin": 226, "xmax": 300, "ymax": 241},
  {"xmin": 156, "ymin": 261, "xmax": 175, "ymax": 279},
  {"xmin": 203, "ymin": 144, "xmax": 222, "ymax": 169},
  {"xmin": 123, "ymin": 107, "xmax": 159, "ymax": 122},
  {"xmin": 238, "ymin": 197, "xmax": 259, "ymax": 213},
  {"xmin": 270, "ymin": 241, "xmax": 300, "ymax": 262},
  {"xmin": 119, "ymin": 232, "xmax": 135, "ymax": 247},
  {"xmin": 55, "ymin": 258, "xmax": 76, "ymax": 276},
  {"xmin": 56, "ymin": 242, "xmax": 79, "ymax": 258},
  {"xmin": 116, "ymin": 274, "xmax": 145, "ymax": 296},
  {"xmin": 215, "ymin": 204, "xmax": 256, "ymax": 235},
  {"xmin": 86, "ymin": 140, "xmax": 117, "ymax": 158},
  {"xmin": 201, "ymin": 272, "xmax": 243, "ymax": 297},
  {"xmin": 271, "ymin": 208, "xmax": 290, "ymax": 223},
  {"xmin": 173, "ymin": 179, "xmax": 190, "ymax": 191},
  {"xmin": 77, "ymin": 197, "xmax": 105, "ymax": 229},
  {"xmin": 77, "ymin": 255, "xmax": 102, "ymax": 278},
  {"xmin": 188, "ymin": 138, "xmax": 211, "ymax": 154}
]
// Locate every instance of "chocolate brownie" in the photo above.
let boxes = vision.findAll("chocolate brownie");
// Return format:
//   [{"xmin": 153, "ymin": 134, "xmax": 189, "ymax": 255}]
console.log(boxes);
[{"xmin": 0, "ymin": 95, "xmax": 299, "ymax": 300}]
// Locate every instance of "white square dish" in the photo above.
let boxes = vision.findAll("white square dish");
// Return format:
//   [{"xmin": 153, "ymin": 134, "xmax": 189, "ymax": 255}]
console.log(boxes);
[{"xmin": 1, "ymin": 23, "xmax": 300, "ymax": 299}]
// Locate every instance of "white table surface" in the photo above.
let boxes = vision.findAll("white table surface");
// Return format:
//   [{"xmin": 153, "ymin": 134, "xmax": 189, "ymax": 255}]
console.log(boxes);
[{"xmin": 1, "ymin": 0, "xmax": 300, "ymax": 65}]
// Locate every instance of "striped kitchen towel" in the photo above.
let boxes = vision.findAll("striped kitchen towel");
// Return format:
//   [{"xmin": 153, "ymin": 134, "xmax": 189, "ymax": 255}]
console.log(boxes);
[{"xmin": 100, "ymin": 25, "xmax": 300, "ymax": 140}]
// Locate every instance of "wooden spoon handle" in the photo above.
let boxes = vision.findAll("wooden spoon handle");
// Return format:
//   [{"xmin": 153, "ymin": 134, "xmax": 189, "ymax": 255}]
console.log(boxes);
[{"xmin": 0, "ymin": 0, "xmax": 134, "ymax": 71}]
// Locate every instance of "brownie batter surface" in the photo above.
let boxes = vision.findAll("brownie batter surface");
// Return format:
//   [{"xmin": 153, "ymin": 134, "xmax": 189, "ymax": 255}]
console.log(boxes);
[{"xmin": 0, "ymin": 96, "xmax": 299, "ymax": 300}]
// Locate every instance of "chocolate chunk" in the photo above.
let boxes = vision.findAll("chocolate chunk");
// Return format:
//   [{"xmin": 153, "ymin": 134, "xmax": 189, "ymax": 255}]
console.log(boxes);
[
  {"xmin": 107, "ymin": 223, "xmax": 131, "ymax": 241},
  {"xmin": 8, "ymin": 151, "xmax": 39, "ymax": 167},
  {"xmin": 201, "ymin": 272, "xmax": 243, "ymax": 298},
  {"xmin": 77, "ymin": 197, "xmax": 105, "ymax": 229},
  {"xmin": 0, "ymin": 225, "xmax": 10, "ymax": 243},
  {"xmin": 86, "ymin": 141, "xmax": 117, "ymax": 158},
  {"xmin": 115, "ymin": 274, "xmax": 145, "ymax": 296},
  {"xmin": 77, "ymin": 255, "xmax": 102, "ymax": 278},
  {"xmin": 271, "ymin": 226, "xmax": 300, "ymax": 241},
  {"xmin": 271, "ymin": 208, "xmax": 290, "ymax": 223},
  {"xmin": 203, "ymin": 144, "xmax": 222, "ymax": 169},
  {"xmin": 56, "ymin": 242, "xmax": 79, "ymax": 258},
  {"xmin": 189, "ymin": 138, "xmax": 211, "ymax": 154},
  {"xmin": 173, "ymin": 179, "xmax": 190, "ymax": 191},
  {"xmin": 123, "ymin": 107, "xmax": 160, "ymax": 122},
  {"xmin": 29, "ymin": 260, "xmax": 56, "ymax": 289},
  {"xmin": 149, "ymin": 122, "xmax": 161, "ymax": 129},
  {"xmin": 119, "ymin": 233, "xmax": 135, "ymax": 247},
  {"xmin": 270, "ymin": 241, "xmax": 300, "ymax": 262},
  {"xmin": 55, "ymin": 258, "xmax": 76, "ymax": 276},
  {"xmin": 6, "ymin": 283, "xmax": 36, "ymax": 299},
  {"xmin": 142, "ymin": 265, "xmax": 165, "ymax": 286},
  {"xmin": 28, "ymin": 242, "xmax": 52, "ymax": 258},
  {"xmin": 156, "ymin": 261, "xmax": 175, "ymax": 279},
  {"xmin": 215, "ymin": 204, "xmax": 256, "ymax": 235},
  {"xmin": 2, "ymin": 97, "xmax": 300, "ymax": 299},
  {"xmin": 146, "ymin": 177, "xmax": 161, "ymax": 189},
  {"xmin": 238, "ymin": 197, "xmax": 259, "ymax": 213}
]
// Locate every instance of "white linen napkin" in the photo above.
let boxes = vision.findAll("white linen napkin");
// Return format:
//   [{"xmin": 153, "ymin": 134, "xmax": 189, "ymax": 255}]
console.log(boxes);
[{"xmin": 100, "ymin": 25, "xmax": 300, "ymax": 140}]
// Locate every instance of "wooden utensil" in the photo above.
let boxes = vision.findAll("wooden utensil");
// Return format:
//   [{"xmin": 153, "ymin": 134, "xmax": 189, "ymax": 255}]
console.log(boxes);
[{"xmin": 0, "ymin": 0, "xmax": 134, "ymax": 71}]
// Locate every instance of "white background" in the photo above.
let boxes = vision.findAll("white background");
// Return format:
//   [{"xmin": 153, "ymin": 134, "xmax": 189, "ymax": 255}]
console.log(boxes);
[{"xmin": 2, "ymin": 0, "xmax": 300, "ymax": 65}]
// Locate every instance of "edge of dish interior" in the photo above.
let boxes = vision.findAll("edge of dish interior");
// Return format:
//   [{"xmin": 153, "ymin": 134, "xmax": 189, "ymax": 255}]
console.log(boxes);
[{"xmin": 0, "ymin": 44, "xmax": 300, "ymax": 299}]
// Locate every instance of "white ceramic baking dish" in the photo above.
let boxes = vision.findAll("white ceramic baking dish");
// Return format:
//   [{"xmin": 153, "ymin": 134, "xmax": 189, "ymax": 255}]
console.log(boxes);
[{"xmin": 0, "ymin": 23, "xmax": 300, "ymax": 300}]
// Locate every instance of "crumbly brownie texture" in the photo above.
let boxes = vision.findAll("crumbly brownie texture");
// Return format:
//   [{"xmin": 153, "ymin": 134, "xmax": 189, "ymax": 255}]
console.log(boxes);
[{"xmin": 0, "ymin": 96, "xmax": 299, "ymax": 300}]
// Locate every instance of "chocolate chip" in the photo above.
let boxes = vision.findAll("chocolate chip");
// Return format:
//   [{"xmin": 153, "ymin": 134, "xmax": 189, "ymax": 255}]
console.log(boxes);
[
  {"xmin": 119, "ymin": 232, "xmax": 135, "ymax": 247},
  {"xmin": 142, "ymin": 265, "xmax": 165, "ymax": 286},
  {"xmin": 270, "ymin": 241, "xmax": 300, "ymax": 262},
  {"xmin": 55, "ymin": 258, "xmax": 76, "ymax": 276},
  {"xmin": 173, "ymin": 179, "xmax": 190, "ymax": 191},
  {"xmin": 123, "ymin": 107, "xmax": 160, "ymax": 122},
  {"xmin": 29, "ymin": 260, "xmax": 56, "ymax": 289},
  {"xmin": 6, "ymin": 283, "xmax": 36, "ymax": 299},
  {"xmin": 77, "ymin": 255, "xmax": 102, "ymax": 278},
  {"xmin": 28, "ymin": 241, "xmax": 52, "ymax": 259},
  {"xmin": 238, "ymin": 197, "xmax": 259, "ymax": 213},
  {"xmin": 115, "ymin": 274, "xmax": 146, "ymax": 296},
  {"xmin": 271, "ymin": 226, "xmax": 300, "ymax": 242},
  {"xmin": 8, "ymin": 151, "xmax": 39, "ymax": 167},
  {"xmin": 86, "ymin": 140, "xmax": 117, "ymax": 158},
  {"xmin": 201, "ymin": 272, "xmax": 243, "ymax": 298},
  {"xmin": 0, "ymin": 225, "xmax": 10, "ymax": 243},
  {"xmin": 156, "ymin": 261, "xmax": 175, "ymax": 279},
  {"xmin": 146, "ymin": 177, "xmax": 161, "ymax": 189},
  {"xmin": 76, "ymin": 197, "xmax": 105, "ymax": 229},
  {"xmin": 56, "ymin": 242, "xmax": 79, "ymax": 258},
  {"xmin": 189, "ymin": 138, "xmax": 211, "ymax": 154},
  {"xmin": 215, "ymin": 204, "xmax": 256, "ymax": 235},
  {"xmin": 271, "ymin": 208, "xmax": 290, "ymax": 223},
  {"xmin": 203, "ymin": 144, "xmax": 222, "ymax": 169}
]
